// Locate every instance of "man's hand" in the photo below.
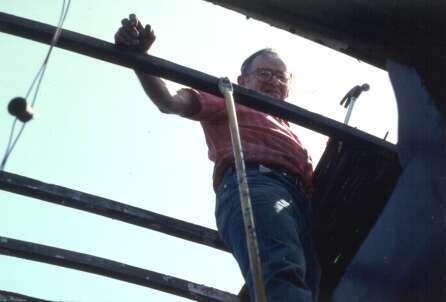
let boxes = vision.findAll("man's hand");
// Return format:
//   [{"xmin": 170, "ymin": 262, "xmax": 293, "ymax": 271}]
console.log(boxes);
[
  {"xmin": 114, "ymin": 14, "xmax": 155, "ymax": 53},
  {"xmin": 115, "ymin": 15, "xmax": 199, "ymax": 116}
]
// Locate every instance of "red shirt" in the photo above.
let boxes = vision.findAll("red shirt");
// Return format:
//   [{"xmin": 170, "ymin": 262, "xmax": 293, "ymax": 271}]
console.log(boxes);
[{"xmin": 183, "ymin": 89, "xmax": 313, "ymax": 192}]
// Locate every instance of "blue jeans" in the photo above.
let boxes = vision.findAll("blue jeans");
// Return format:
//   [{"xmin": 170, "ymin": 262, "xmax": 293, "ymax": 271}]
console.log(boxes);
[{"xmin": 215, "ymin": 164, "xmax": 320, "ymax": 302}]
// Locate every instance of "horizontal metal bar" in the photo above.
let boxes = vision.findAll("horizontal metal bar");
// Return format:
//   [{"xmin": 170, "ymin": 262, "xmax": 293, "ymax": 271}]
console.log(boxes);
[
  {"xmin": 0, "ymin": 290, "xmax": 54, "ymax": 302},
  {"xmin": 0, "ymin": 171, "xmax": 228, "ymax": 252},
  {"xmin": 0, "ymin": 12, "xmax": 396, "ymax": 154},
  {"xmin": 0, "ymin": 236, "xmax": 240, "ymax": 302}
]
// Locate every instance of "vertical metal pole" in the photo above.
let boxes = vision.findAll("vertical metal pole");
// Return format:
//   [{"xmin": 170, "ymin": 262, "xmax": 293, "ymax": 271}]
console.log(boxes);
[
  {"xmin": 218, "ymin": 77, "xmax": 267, "ymax": 302},
  {"xmin": 341, "ymin": 83, "xmax": 369, "ymax": 125},
  {"xmin": 343, "ymin": 97, "xmax": 357, "ymax": 125}
]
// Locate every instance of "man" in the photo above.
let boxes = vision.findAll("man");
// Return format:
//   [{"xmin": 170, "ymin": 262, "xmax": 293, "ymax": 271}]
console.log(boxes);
[{"xmin": 115, "ymin": 14, "xmax": 320, "ymax": 301}]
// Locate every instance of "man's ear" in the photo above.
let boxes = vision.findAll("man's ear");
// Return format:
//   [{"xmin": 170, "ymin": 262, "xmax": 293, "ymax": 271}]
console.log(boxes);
[
  {"xmin": 237, "ymin": 75, "xmax": 245, "ymax": 86},
  {"xmin": 284, "ymin": 74, "xmax": 292, "ymax": 98}
]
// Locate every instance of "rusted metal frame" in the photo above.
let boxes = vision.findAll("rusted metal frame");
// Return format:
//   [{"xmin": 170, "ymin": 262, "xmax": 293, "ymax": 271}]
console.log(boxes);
[
  {"xmin": 0, "ymin": 236, "xmax": 240, "ymax": 302},
  {"xmin": 0, "ymin": 171, "xmax": 228, "ymax": 252},
  {"xmin": 0, "ymin": 12, "xmax": 396, "ymax": 153},
  {"xmin": 0, "ymin": 290, "xmax": 55, "ymax": 302}
]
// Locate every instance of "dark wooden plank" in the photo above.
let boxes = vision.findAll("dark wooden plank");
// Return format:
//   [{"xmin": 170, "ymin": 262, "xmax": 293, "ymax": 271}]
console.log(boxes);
[
  {"xmin": 312, "ymin": 139, "xmax": 401, "ymax": 301},
  {"xmin": 0, "ymin": 290, "xmax": 54, "ymax": 302},
  {"xmin": 0, "ymin": 12, "xmax": 396, "ymax": 152},
  {"xmin": 0, "ymin": 236, "xmax": 240, "ymax": 302},
  {"xmin": 0, "ymin": 171, "xmax": 228, "ymax": 252}
]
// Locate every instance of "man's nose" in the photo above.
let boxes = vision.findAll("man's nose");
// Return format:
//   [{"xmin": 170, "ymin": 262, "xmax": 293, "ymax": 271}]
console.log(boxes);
[{"xmin": 269, "ymin": 75, "xmax": 282, "ymax": 84}]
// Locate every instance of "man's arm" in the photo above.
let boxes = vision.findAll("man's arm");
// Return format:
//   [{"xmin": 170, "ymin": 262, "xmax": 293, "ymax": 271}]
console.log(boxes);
[
  {"xmin": 134, "ymin": 72, "xmax": 199, "ymax": 115},
  {"xmin": 115, "ymin": 14, "xmax": 200, "ymax": 116}
]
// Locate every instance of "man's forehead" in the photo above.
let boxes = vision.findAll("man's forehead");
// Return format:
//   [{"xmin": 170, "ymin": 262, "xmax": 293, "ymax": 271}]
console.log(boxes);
[{"xmin": 251, "ymin": 53, "xmax": 287, "ymax": 70}]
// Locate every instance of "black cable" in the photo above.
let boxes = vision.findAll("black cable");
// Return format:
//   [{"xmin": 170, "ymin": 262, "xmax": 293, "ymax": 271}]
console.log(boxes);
[{"xmin": 0, "ymin": 0, "xmax": 71, "ymax": 171}]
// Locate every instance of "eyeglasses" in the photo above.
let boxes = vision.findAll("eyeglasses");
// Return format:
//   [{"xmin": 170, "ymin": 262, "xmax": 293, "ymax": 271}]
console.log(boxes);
[{"xmin": 245, "ymin": 68, "xmax": 291, "ymax": 84}]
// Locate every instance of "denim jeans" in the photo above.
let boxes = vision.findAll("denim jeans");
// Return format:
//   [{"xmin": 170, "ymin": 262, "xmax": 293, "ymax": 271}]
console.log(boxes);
[{"xmin": 215, "ymin": 164, "xmax": 320, "ymax": 302}]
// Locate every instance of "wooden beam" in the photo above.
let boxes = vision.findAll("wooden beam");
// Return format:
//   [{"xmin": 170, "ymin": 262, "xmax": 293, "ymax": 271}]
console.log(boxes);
[
  {"xmin": 0, "ymin": 290, "xmax": 54, "ymax": 302},
  {"xmin": 0, "ymin": 12, "xmax": 396, "ymax": 153},
  {"xmin": 0, "ymin": 171, "xmax": 228, "ymax": 252},
  {"xmin": 0, "ymin": 236, "xmax": 240, "ymax": 302}
]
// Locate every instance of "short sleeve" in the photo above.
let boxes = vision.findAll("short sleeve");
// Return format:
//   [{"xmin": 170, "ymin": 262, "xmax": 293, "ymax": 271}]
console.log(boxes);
[{"xmin": 181, "ymin": 89, "xmax": 226, "ymax": 121}]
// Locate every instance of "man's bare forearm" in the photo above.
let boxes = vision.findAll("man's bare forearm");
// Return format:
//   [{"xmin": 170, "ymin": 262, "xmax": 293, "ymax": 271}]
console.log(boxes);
[
  {"xmin": 135, "ymin": 70, "xmax": 176, "ymax": 114},
  {"xmin": 135, "ymin": 70, "xmax": 200, "ymax": 116}
]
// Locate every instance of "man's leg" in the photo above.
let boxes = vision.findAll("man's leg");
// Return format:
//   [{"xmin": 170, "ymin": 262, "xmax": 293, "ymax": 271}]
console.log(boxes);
[{"xmin": 216, "ymin": 166, "xmax": 319, "ymax": 301}]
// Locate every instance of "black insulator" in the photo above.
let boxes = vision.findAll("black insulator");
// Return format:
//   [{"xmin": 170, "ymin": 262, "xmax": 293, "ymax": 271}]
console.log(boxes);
[
  {"xmin": 8, "ymin": 97, "xmax": 33, "ymax": 123},
  {"xmin": 361, "ymin": 83, "xmax": 370, "ymax": 92}
]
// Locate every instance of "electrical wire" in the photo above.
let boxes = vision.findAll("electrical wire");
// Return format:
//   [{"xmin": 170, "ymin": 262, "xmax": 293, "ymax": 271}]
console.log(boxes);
[{"xmin": 0, "ymin": 0, "xmax": 71, "ymax": 171}]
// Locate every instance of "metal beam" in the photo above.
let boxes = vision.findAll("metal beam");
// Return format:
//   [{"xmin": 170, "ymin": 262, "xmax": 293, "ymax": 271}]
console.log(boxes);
[
  {"xmin": 0, "ymin": 12, "xmax": 396, "ymax": 153},
  {"xmin": 0, "ymin": 171, "xmax": 228, "ymax": 252},
  {"xmin": 0, "ymin": 236, "xmax": 240, "ymax": 302}
]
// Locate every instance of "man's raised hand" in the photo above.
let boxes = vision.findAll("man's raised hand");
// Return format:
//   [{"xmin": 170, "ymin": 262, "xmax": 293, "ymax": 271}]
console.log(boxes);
[{"xmin": 114, "ymin": 14, "xmax": 155, "ymax": 53}]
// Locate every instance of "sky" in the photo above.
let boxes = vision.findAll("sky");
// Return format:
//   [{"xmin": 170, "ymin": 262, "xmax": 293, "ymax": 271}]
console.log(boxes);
[{"xmin": 0, "ymin": 0, "xmax": 398, "ymax": 301}]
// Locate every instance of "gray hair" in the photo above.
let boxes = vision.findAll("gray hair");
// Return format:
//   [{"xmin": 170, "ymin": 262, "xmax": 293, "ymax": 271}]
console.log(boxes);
[{"xmin": 240, "ymin": 48, "xmax": 279, "ymax": 75}]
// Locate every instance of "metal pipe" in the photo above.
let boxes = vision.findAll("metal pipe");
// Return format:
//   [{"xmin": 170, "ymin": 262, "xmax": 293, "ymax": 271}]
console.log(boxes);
[
  {"xmin": 218, "ymin": 77, "xmax": 267, "ymax": 302},
  {"xmin": 343, "ymin": 97, "xmax": 357, "ymax": 125}
]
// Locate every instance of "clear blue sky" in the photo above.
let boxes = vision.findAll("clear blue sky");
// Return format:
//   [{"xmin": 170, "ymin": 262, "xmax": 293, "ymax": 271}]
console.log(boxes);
[{"xmin": 0, "ymin": 0, "xmax": 397, "ymax": 301}]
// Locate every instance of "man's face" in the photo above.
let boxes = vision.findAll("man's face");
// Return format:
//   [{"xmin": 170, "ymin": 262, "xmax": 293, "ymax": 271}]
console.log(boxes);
[{"xmin": 238, "ymin": 53, "xmax": 291, "ymax": 100}]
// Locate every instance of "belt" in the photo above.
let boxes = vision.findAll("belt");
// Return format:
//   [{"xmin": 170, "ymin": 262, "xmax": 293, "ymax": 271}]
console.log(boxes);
[{"xmin": 242, "ymin": 162, "xmax": 305, "ymax": 189}]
